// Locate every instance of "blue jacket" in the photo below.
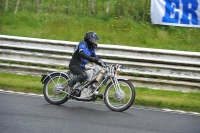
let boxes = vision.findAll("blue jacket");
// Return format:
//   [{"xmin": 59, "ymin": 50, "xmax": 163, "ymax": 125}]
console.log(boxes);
[{"xmin": 69, "ymin": 40, "xmax": 98, "ymax": 68}]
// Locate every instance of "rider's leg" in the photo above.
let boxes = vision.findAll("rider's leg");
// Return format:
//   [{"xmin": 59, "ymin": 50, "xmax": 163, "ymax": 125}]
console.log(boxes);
[{"xmin": 67, "ymin": 65, "xmax": 87, "ymax": 89}]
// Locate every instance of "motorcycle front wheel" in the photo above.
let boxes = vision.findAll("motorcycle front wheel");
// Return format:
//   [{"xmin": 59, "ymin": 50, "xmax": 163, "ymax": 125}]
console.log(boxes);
[
  {"xmin": 43, "ymin": 73, "xmax": 69, "ymax": 105},
  {"xmin": 104, "ymin": 79, "xmax": 135, "ymax": 112}
]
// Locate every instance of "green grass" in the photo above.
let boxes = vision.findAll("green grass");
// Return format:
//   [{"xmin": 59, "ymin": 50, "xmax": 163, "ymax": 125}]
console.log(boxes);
[
  {"xmin": 0, "ymin": 72, "xmax": 42, "ymax": 94},
  {"xmin": 0, "ymin": 72, "xmax": 199, "ymax": 113},
  {"xmin": 0, "ymin": 12, "xmax": 200, "ymax": 52},
  {"xmin": 135, "ymin": 88, "xmax": 200, "ymax": 113}
]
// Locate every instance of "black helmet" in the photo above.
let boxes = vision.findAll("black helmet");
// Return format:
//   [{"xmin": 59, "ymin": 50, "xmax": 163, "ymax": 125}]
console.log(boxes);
[{"xmin": 84, "ymin": 31, "xmax": 99, "ymax": 49}]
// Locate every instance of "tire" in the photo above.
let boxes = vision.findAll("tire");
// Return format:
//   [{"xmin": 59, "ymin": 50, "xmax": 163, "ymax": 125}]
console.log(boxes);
[
  {"xmin": 104, "ymin": 79, "xmax": 135, "ymax": 112},
  {"xmin": 43, "ymin": 73, "xmax": 69, "ymax": 105}
]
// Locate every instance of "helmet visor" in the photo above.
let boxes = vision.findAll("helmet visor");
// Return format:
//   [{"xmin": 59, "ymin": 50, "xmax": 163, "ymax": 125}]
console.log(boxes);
[{"xmin": 90, "ymin": 39, "xmax": 98, "ymax": 44}]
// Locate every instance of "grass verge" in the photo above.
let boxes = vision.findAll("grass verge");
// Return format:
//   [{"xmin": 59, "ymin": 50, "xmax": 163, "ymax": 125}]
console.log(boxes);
[{"xmin": 0, "ymin": 72, "xmax": 199, "ymax": 113}]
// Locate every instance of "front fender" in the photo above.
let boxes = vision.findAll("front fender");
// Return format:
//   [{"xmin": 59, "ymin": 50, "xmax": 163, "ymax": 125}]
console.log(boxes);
[
  {"xmin": 117, "ymin": 78, "xmax": 129, "ymax": 81},
  {"xmin": 41, "ymin": 72, "xmax": 70, "ymax": 84}
]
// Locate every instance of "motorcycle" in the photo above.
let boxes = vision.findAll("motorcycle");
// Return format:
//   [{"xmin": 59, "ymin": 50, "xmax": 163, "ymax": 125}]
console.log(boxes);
[{"xmin": 41, "ymin": 62, "xmax": 135, "ymax": 112}]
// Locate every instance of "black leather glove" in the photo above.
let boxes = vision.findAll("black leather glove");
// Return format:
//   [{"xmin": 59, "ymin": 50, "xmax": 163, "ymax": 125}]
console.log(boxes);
[
  {"xmin": 92, "ymin": 57, "xmax": 103, "ymax": 66},
  {"xmin": 92, "ymin": 57, "xmax": 99, "ymax": 63}
]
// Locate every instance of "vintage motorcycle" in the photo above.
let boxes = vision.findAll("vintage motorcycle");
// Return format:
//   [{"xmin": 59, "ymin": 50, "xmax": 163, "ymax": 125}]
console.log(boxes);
[{"xmin": 41, "ymin": 63, "xmax": 135, "ymax": 112}]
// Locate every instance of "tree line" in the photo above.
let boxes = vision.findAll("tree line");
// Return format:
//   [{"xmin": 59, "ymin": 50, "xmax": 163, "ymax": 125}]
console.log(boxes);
[{"xmin": 0, "ymin": 0, "xmax": 151, "ymax": 22}]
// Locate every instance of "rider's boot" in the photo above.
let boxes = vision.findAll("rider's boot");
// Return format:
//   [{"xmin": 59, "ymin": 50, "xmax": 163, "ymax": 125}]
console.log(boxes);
[
  {"xmin": 72, "ymin": 89, "xmax": 81, "ymax": 97},
  {"xmin": 65, "ymin": 84, "xmax": 80, "ymax": 96},
  {"xmin": 65, "ymin": 85, "xmax": 72, "ymax": 94}
]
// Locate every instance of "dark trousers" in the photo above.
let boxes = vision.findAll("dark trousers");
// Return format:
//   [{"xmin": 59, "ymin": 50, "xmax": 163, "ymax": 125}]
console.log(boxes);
[{"xmin": 68, "ymin": 65, "xmax": 87, "ymax": 88}]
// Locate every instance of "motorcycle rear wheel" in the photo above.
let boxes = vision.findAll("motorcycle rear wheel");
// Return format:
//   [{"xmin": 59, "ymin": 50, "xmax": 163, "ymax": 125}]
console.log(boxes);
[{"xmin": 43, "ymin": 73, "xmax": 69, "ymax": 105}]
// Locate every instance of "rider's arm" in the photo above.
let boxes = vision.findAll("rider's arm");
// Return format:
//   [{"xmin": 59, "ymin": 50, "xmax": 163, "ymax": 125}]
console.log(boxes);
[
  {"xmin": 80, "ymin": 50, "xmax": 102, "ymax": 66},
  {"xmin": 79, "ymin": 43, "xmax": 94, "ymax": 62},
  {"xmin": 79, "ymin": 50, "xmax": 94, "ymax": 61}
]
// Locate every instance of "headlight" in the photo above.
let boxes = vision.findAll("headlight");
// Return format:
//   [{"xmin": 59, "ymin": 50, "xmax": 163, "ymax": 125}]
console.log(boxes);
[{"xmin": 115, "ymin": 69, "xmax": 120, "ymax": 75}]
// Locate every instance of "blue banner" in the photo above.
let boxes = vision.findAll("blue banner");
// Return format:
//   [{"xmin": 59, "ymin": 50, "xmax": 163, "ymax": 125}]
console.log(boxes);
[{"xmin": 151, "ymin": 0, "xmax": 200, "ymax": 27}]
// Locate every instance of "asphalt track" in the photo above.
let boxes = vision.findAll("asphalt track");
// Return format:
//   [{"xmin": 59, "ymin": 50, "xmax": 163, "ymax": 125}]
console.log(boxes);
[{"xmin": 0, "ymin": 91, "xmax": 200, "ymax": 133}]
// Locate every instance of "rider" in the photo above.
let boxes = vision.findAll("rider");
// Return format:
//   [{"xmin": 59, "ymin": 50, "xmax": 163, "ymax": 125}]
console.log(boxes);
[{"xmin": 66, "ymin": 31, "xmax": 103, "ymax": 94}]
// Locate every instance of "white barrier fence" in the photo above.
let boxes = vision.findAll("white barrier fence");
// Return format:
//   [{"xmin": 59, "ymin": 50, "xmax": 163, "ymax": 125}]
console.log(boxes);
[{"xmin": 0, "ymin": 35, "xmax": 200, "ymax": 92}]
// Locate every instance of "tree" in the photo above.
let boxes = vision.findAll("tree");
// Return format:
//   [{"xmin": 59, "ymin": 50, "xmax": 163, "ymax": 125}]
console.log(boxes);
[
  {"xmin": 5, "ymin": 0, "xmax": 8, "ymax": 12},
  {"xmin": 36, "ymin": 0, "xmax": 40, "ymax": 13},
  {"xmin": 14, "ymin": 0, "xmax": 20, "ymax": 14},
  {"xmin": 90, "ymin": 0, "xmax": 94, "ymax": 14},
  {"xmin": 106, "ymin": 0, "xmax": 110, "ymax": 13}
]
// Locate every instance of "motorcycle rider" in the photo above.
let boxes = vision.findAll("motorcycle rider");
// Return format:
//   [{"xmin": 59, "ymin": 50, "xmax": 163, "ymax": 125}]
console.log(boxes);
[{"xmin": 66, "ymin": 31, "xmax": 103, "ymax": 94}]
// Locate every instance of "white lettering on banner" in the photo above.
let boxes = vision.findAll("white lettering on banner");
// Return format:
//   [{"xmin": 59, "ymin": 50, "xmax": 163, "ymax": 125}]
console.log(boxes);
[{"xmin": 151, "ymin": 0, "xmax": 200, "ymax": 27}]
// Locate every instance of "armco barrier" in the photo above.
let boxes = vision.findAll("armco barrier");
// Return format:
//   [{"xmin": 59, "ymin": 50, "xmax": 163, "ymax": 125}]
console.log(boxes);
[{"xmin": 0, "ymin": 35, "xmax": 200, "ymax": 92}]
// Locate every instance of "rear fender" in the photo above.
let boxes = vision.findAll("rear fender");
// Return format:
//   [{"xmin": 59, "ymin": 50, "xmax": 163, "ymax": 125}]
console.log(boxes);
[{"xmin": 41, "ymin": 72, "xmax": 70, "ymax": 84}]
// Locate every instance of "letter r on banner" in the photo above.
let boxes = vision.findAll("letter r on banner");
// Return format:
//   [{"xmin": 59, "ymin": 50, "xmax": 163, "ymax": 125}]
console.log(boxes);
[{"xmin": 180, "ymin": 0, "xmax": 198, "ymax": 25}]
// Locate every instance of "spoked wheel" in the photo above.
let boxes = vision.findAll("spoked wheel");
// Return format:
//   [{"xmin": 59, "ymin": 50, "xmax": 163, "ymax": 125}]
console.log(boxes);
[
  {"xmin": 104, "ymin": 79, "xmax": 135, "ymax": 112},
  {"xmin": 43, "ymin": 73, "xmax": 70, "ymax": 105}
]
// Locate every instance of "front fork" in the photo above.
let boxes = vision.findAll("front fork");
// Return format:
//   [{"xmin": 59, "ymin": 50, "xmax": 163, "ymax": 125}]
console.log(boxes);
[{"xmin": 110, "ymin": 76, "xmax": 122, "ymax": 93}]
